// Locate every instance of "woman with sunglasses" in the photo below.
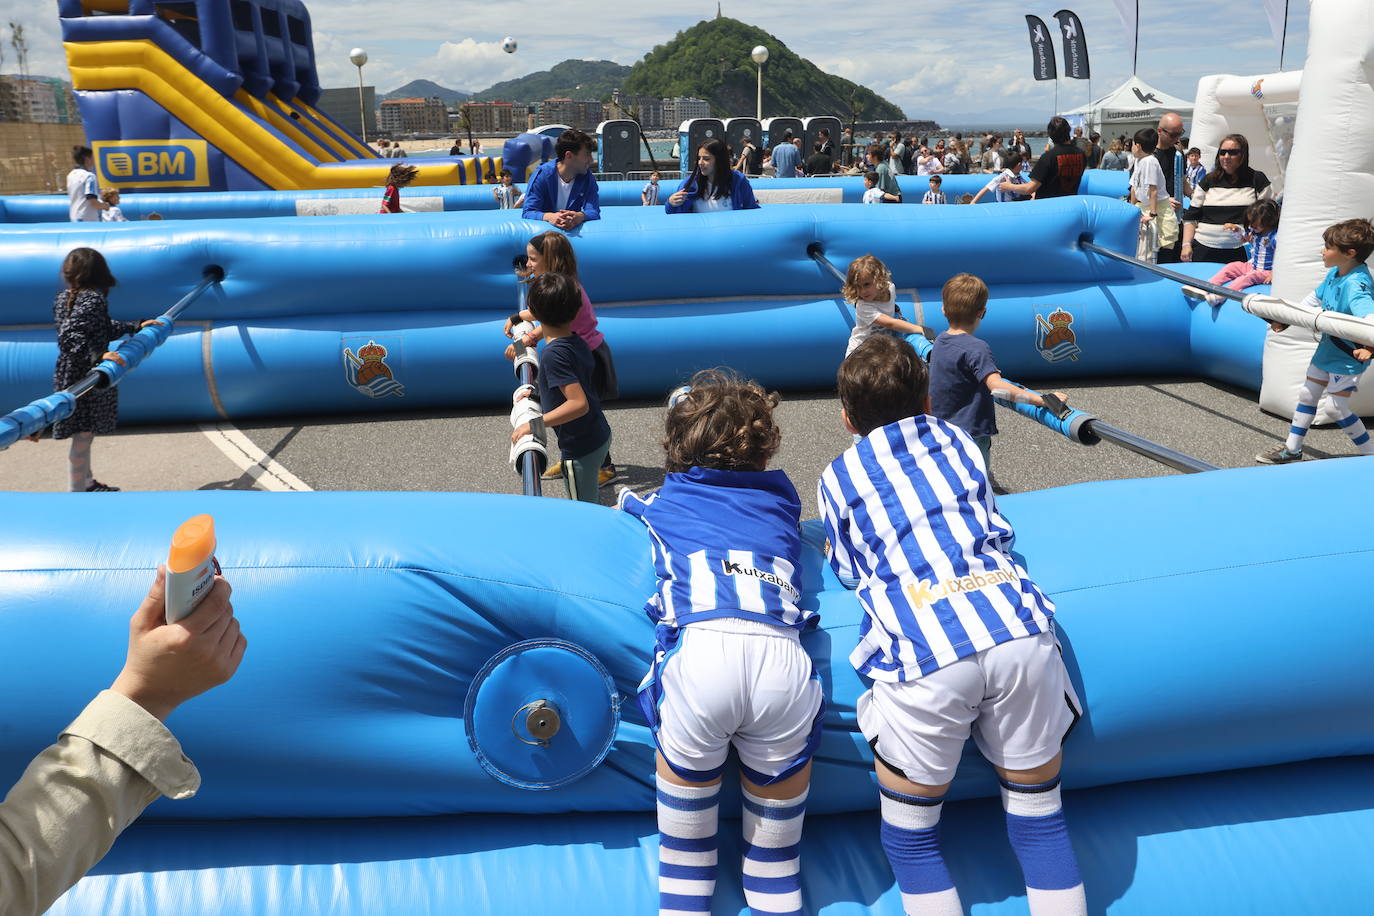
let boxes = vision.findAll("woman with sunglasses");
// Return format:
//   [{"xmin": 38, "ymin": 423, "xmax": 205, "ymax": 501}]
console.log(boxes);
[{"xmin": 1181, "ymin": 134, "xmax": 1273, "ymax": 264}]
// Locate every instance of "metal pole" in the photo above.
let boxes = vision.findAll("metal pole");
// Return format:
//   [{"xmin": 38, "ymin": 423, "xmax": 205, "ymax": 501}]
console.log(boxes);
[
  {"xmin": 1082, "ymin": 420, "xmax": 1218, "ymax": 473},
  {"xmin": 356, "ymin": 66, "xmax": 367, "ymax": 145},
  {"xmin": 1080, "ymin": 240, "xmax": 1248, "ymax": 303},
  {"xmin": 756, "ymin": 64, "xmax": 762, "ymax": 121}
]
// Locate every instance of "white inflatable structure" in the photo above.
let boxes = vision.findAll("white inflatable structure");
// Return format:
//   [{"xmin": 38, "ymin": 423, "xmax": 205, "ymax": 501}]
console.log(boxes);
[{"xmin": 1192, "ymin": 0, "xmax": 1374, "ymax": 421}]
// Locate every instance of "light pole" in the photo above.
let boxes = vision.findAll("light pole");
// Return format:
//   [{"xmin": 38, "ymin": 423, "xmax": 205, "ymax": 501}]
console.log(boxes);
[
  {"xmin": 349, "ymin": 47, "xmax": 369, "ymax": 144},
  {"xmin": 751, "ymin": 45, "xmax": 768, "ymax": 121}
]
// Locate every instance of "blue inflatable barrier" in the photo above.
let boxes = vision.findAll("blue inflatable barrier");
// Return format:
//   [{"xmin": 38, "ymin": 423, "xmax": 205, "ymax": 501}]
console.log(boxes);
[
  {"xmin": 0, "ymin": 171, "xmax": 1127, "ymax": 224},
  {"xmin": 0, "ymin": 197, "xmax": 1263, "ymax": 425},
  {"xmin": 3, "ymin": 460, "xmax": 1370, "ymax": 912}
]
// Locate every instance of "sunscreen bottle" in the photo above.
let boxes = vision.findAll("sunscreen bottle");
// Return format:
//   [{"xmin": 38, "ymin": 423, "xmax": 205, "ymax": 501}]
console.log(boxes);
[{"xmin": 165, "ymin": 514, "xmax": 221, "ymax": 623}]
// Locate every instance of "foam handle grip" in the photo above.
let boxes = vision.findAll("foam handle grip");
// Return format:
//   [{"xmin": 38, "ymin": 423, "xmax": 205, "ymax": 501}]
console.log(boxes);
[
  {"xmin": 1001, "ymin": 400, "xmax": 1097, "ymax": 444},
  {"xmin": 96, "ymin": 319, "xmax": 173, "ymax": 387},
  {"xmin": 0, "ymin": 393, "xmax": 78, "ymax": 450}
]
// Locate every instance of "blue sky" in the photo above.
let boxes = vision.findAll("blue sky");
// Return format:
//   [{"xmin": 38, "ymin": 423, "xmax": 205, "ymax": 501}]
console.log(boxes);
[{"xmin": 3, "ymin": 1, "xmax": 1310, "ymax": 124}]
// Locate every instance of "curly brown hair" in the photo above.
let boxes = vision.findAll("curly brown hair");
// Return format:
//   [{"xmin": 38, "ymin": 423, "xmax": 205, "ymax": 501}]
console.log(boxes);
[
  {"xmin": 842, "ymin": 254, "xmax": 892, "ymax": 304},
  {"xmin": 663, "ymin": 369, "xmax": 781, "ymax": 473}
]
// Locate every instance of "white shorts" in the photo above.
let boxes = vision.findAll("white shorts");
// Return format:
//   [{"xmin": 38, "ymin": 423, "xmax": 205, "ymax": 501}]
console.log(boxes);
[
  {"xmin": 858, "ymin": 631, "xmax": 1080, "ymax": 786},
  {"xmin": 639, "ymin": 618, "xmax": 825, "ymax": 785},
  {"xmin": 1307, "ymin": 366, "xmax": 1362, "ymax": 395}
]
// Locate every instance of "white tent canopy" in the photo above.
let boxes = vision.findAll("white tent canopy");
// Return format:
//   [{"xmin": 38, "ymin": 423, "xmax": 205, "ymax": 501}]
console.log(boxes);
[{"xmin": 1065, "ymin": 75, "xmax": 1194, "ymax": 135}]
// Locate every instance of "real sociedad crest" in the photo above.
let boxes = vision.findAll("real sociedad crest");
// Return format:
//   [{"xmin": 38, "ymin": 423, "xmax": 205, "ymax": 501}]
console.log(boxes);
[
  {"xmin": 1035, "ymin": 308, "xmax": 1082, "ymax": 363},
  {"xmin": 343, "ymin": 338, "xmax": 406, "ymax": 398}
]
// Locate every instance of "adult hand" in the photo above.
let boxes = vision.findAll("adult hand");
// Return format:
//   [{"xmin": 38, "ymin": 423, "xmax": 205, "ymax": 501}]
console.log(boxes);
[
  {"xmin": 541, "ymin": 212, "xmax": 560, "ymax": 226},
  {"xmin": 1180, "ymin": 243, "xmax": 1193, "ymax": 262},
  {"xmin": 564, "ymin": 211, "xmax": 586, "ymax": 228},
  {"xmin": 1170, "ymin": 198, "xmax": 1182, "ymax": 212},
  {"xmin": 1355, "ymin": 347, "xmax": 1373, "ymax": 362},
  {"xmin": 1268, "ymin": 321, "xmax": 1289, "ymax": 333},
  {"xmin": 669, "ymin": 189, "xmax": 688, "ymax": 206},
  {"xmin": 102, "ymin": 350, "xmax": 126, "ymax": 367},
  {"xmin": 511, "ymin": 421, "xmax": 531, "ymax": 445},
  {"xmin": 110, "ymin": 568, "xmax": 245, "ymax": 722},
  {"xmin": 503, "ymin": 317, "xmax": 515, "ymax": 338},
  {"xmin": 139, "ymin": 319, "xmax": 164, "ymax": 329},
  {"xmin": 504, "ymin": 342, "xmax": 517, "ymax": 361}
]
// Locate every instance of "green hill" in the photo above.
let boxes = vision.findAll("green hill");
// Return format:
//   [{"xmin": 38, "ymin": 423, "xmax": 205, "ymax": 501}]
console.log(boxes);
[
  {"xmin": 470, "ymin": 60, "xmax": 631, "ymax": 103},
  {"xmin": 620, "ymin": 17, "xmax": 903, "ymax": 121}
]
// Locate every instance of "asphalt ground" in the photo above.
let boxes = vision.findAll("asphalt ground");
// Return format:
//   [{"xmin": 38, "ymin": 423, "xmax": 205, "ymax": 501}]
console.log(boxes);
[{"xmin": 3, "ymin": 373, "xmax": 1366, "ymax": 516}]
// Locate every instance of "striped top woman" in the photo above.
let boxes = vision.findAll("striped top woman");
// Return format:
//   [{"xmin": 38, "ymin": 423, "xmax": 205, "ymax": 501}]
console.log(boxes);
[{"xmin": 1182, "ymin": 133, "xmax": 1273, "ymax": 264}]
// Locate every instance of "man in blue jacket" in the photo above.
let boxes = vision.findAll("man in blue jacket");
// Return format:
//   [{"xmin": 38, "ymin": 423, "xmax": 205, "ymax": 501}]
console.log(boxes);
[{"xmin": 521, "ymin": 129, "xmax": 601, "ymax": 229}]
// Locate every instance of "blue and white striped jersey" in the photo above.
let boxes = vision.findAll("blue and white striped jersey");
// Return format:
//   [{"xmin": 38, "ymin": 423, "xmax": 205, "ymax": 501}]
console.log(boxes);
[
  {"xmin": 818, "ymin": 415, "xmax": 1054, "ymax": 682},
  {"xmin": 618, "ymin": 467, "xmax": 817, "ymax": 631}
]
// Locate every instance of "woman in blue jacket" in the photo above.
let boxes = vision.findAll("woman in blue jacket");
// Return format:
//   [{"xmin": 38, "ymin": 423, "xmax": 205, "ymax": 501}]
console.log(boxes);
[{"xmin": 666, "ymin": 138, "xmax": 761, "ymax": 214}]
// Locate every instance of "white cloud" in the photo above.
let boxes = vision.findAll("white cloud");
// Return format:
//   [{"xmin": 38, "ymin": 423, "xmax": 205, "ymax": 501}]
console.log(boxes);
[{"xmin": 0, "ymin": 0, "xmax": 1313, "ymax": 121}]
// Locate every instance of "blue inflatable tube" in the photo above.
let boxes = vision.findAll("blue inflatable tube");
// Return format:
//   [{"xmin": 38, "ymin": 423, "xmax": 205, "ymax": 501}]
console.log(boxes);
[
  {"xmin": 0, "ymin": 171, "xmax": 1129, "ymax": 223},
  {"xmin": 3, "ymin": 459, "xmax": 1371, "ymax": 913},
  {"xmin": 0, "ymin": 197, "xmax": 1265, "ymax": 423}
]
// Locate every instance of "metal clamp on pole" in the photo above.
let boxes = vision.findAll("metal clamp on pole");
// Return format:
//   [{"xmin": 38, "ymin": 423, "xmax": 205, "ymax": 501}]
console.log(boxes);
[{"xmin": 0, "ymin": 265, "xmax": 225, "ymax": 451}]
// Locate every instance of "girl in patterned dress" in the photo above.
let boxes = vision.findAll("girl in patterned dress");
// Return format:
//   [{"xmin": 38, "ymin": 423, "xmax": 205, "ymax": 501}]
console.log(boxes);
[{"xmin": 47, "ymin": 248, "xmax": 157, "ymax": 491}]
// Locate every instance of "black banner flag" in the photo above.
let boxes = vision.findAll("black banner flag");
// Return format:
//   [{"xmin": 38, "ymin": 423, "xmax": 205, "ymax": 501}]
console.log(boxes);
[
  {"xmin": 1024, "ymin": 15, "xmax": 1057, "ymax": 81},
  {"xmin": 1053, "ymin": 10, "xmax": 1091, "ymax": 80}
]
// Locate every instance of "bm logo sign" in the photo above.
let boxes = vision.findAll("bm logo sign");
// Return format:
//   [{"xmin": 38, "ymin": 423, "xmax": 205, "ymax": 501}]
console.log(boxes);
[{"xmin": 94, "ymin": 140, "xmax": 209, "ymax": 189}]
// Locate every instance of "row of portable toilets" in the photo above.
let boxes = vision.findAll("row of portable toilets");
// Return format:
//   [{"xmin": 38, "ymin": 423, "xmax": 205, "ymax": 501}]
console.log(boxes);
[{"xmin": 508, "ymin": 116, "xmax": 846, "ymax": 180}]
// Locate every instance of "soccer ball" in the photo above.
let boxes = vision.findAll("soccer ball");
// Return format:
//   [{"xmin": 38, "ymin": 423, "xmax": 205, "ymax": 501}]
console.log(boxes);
[{"xmin": 501, "ymin": 36, "xmax": 517, "ymax": 54}]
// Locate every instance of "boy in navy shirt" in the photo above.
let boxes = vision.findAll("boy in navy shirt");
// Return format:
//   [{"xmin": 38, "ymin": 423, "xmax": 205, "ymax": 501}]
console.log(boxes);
[
  {"xmin": 511, "ymin": 272, "xmax": 611, "ymax": 502},
  {"xmin": 929, "ymin": 274, "xmax": 1067, "ymax": 473}
]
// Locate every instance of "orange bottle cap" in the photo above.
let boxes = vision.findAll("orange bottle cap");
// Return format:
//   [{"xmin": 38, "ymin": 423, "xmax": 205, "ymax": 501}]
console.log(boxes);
[{"xmin": 168, "ymin": 514, "xmax": 216, "ymax": 574}]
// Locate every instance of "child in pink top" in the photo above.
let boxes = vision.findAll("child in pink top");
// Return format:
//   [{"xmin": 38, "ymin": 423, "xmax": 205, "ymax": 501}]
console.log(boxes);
[{"xmin": 503, "ymin": 231, "xmax": 619, "ymax": 485}]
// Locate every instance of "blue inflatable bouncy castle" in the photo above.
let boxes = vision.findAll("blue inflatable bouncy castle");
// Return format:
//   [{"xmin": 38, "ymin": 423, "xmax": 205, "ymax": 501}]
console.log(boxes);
[
  {"xmin": 57, "ymin": 0, "xmax": 498, "ymax": 191},
  {"xmin": 2, "ymin": 465, "xmax": 1373, "ymax": 914}
]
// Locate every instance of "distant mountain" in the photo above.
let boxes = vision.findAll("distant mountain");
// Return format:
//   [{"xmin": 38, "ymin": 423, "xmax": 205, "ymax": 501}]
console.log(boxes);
[
  {"xmin": 383, "ymin": 79, "xmax": 470, "ymax": 104},
  {"xmin": 470, "ymin": 60, "xmax": 632, "ymax": 103},
  {"xmin": 620, "ymin": 17, "xmax": 903, "ymax": 121}
]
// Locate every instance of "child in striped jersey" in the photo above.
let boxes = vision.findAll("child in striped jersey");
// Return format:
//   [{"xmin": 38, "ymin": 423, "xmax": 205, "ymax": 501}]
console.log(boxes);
[
  {"xmin": 1182, "ymin": 199, "xmax": 1281, "ymax": 306},
  {"xmin": 819, "ymin": 335, "xmax": 1086, "ymax": 916},
  {"xmin": 619, "ymin": 370, "xmax": 823, "ymax": 916}
]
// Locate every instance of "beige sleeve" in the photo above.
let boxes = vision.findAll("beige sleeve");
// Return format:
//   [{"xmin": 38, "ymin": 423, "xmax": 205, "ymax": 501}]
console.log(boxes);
[{"xmin": 0, "ymin": 691, "xmax": 200, "ymax": 916}]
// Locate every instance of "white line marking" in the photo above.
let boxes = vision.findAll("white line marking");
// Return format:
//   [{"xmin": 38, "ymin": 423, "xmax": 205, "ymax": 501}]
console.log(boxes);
[{"xmin": 198, "ymin": 423, "xmax": 313, "ymax": 492}]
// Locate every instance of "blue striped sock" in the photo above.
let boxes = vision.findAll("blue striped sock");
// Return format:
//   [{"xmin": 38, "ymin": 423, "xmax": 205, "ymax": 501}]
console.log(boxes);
[
  {"xmin": 878, "ymin": 785, "xmax": 963, "ymax": 916},
  {"xmin": 1335, "ymin": 407, "xmax": 1374, "ymax": 455},
  {"xmin": 1285, "ymin": 378, "xmax": 1325, "ymax": 453},
  {"xmin": 1000, "ymin": 777, "xmax": 1086, "ymax": 916},
  {"xmin": 740, "ymin": 786, "xmax": 808, "ymax": 916},
  {"xmin": 657, "ymin": 776, "xmax": 719, "ymax": 916}
]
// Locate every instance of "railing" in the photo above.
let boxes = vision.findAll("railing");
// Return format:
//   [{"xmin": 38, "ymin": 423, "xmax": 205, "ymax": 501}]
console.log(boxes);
[{"xmin": 0, "ymin": 266, "xmax": 225, "ymax": 450}]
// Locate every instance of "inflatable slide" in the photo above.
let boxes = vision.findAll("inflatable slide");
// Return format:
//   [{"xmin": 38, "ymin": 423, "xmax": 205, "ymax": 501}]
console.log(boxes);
[{"xmin": 58, "ymin": 0, "xmax": 497, "ymax": 191}]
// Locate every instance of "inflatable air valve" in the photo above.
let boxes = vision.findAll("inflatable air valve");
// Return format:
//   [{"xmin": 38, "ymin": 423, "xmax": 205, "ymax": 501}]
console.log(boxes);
[
  {"xmin": 464, "ymin": 639, "xmax": 620, "ymax": 789},
  {"xmin": 165, "ymin": 514, "xmax": 221, "ymax": 623}
]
